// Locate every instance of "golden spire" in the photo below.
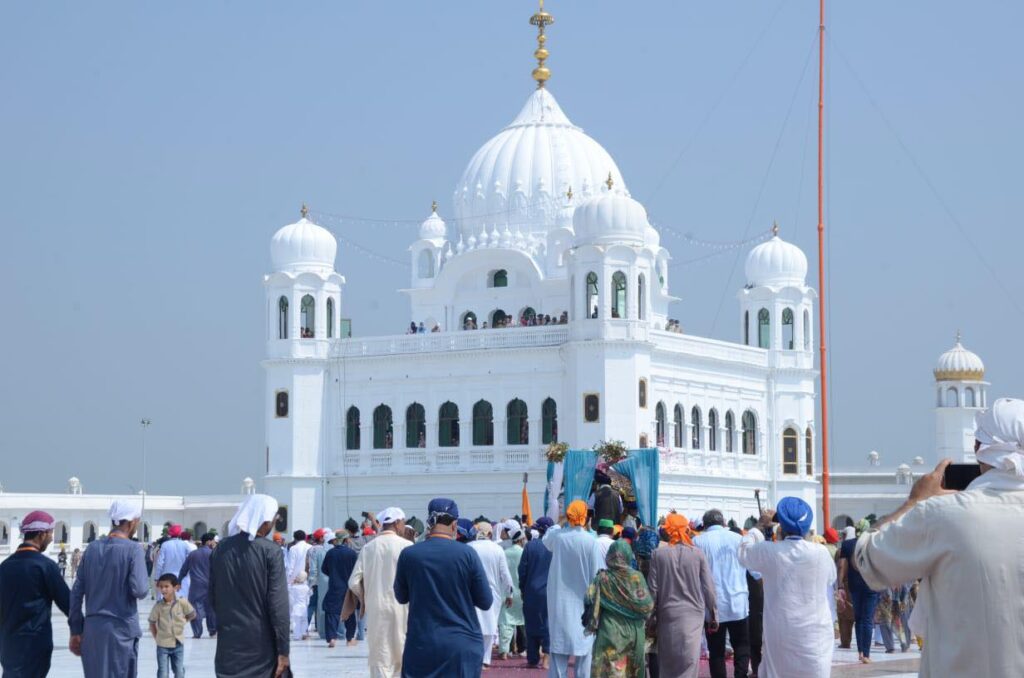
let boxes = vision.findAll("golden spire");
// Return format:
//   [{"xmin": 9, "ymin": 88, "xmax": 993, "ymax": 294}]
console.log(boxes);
[
  {"xmin": 529, "ymin": 0, "xmax": 554, "ymax": 88},
  {"xmin": 300, "ymin": 203, "xmax": 309, "ymax": 219},
  {"xmin": 566, "ymin": 185, "xmax": 573, "ymax": 202},
  {"xmin": 772, "ymin": 220, "xmax": 779, "ymax": 236},
  {"xmin": 605, "ymin": 172, "xmax": 614, "ymax": 191},
  {"xmin": 431, "ymin": 200, "xmax": 438, "ymax": 214}
]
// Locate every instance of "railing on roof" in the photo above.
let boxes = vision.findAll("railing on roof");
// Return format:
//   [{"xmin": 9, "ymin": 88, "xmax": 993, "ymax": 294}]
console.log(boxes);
[
  {"xmin": 332, "ymin": 325, "xmax": 569, "ymax": 358},
  {"xmin": 650, "ymin": 330, "xmax": 768, "ymax": 368}
]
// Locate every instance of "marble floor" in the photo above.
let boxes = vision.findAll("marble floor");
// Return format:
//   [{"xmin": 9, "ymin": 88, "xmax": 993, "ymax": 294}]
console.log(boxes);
[{"xmin": 46, "ymin": 598, "xmax": 920, "ymax": 677}]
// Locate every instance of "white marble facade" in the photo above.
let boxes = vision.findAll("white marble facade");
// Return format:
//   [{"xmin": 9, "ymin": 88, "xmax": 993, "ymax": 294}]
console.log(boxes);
[{"xmin": 263, "ymin": 84, "xmax": 820, "ymax": 532}]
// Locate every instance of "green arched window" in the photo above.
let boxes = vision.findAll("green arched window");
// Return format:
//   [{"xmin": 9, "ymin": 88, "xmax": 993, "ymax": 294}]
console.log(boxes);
[
  {"xmin": 372, "ymin": 405, "xmax": 393, "ymax": 449},
  {"xmin": 542, "ymin": 398, "xmax": 558, "ymax": 444},
  {"xmin": 492, "ymin": 270, "xmax": 508, "ymax": 287},
  {"xmin": 345, "ymin": 407, "xmax": 360, "ymax": 450},
  {"xmin": 782, "ymin": 308, "xmax": 794, "ymax": 350},
  {"xmin": 438, "ymin": 402, "xmax": 459, "ymax": 447},
  {"xmin": 473, "ymin": 400, "xmax": 494, "ymax": 446},
  {"xmin": 611, "ymin": 271, "xmax": 627, "ymax": 318},
  {"xmin": 300, "ymin": 294, "xmax": 315, "ymax": 338},
  {"xmin": 742, "ymin": 410, "xmax": 757, "ymax": 454},
  {"xmin": 278, "ymin": 296, "xmax": 289, "ymax": 339},
  {"xmin": 507, "ymin": 399, "xmax": 528, "ymax": 445},
  {"xmin": 757, "ymin": 308, "xmax": 770, "ymax": 349},
  {"xmin": 326, "ymin": 298, "xmax": 335, "ymax": 338},
  {"xmin": 783, "ymin": 428, "xmax": 799, "ymax": 474},
  {"xmin": 586, "ymin": 272, "xmax": 599, "ymax": 318},
  {"xmin": 406, "ymin": 403, "xmax": 425, "ymax": 448}
]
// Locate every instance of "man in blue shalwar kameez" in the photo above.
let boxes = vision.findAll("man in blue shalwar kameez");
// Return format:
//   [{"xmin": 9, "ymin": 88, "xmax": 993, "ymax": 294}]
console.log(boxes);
[
  {"xmin": 69, "ymin": 500, "xmax": 150, "ymax": 677},
  {"xmin": 0, "ymin": 510, "xmax": 71, "ymax": 677},
  {"xmin": 394, "ymin": 498, "xmax": 493, "ymax": 678},
  {"xmin": 519, "ymin": 516, "xmax": 554, "ymax": 668}
]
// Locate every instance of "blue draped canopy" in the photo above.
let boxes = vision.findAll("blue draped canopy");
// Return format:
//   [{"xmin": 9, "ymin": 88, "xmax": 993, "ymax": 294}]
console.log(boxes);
[{"xmin": 548, "ymin": 448, "xmax": 660, "ymax": 527}]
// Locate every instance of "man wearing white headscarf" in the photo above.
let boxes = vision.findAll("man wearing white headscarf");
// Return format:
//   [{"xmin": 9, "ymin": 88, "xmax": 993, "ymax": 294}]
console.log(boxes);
[
  {"xmin": 211, "ymin": 494, "xmax": 290, "ymax": 678},
  {"xmin": 468, "ymin": 521, "xmax": 514, "ymax": 667},
  {"xmin": 854, "ymin": 398, "xmax": 1024, "ymax": 677},
  {"xmin": 69, "ymin": 500, "xmax": 149, "ymax": 677},
  {"xmin": 348, "ymin": 506, "xmax": 411, "ymax": 677}
]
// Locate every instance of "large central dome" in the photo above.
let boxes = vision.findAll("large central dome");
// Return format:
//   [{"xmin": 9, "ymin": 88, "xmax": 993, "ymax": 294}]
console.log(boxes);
[{"xmin": 453, "ymin": 88, "xmax": 626, "ymax": 241}]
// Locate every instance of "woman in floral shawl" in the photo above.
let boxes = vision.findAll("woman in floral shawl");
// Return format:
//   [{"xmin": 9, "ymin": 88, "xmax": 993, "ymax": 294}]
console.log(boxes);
[{"xmin": 585, "ymin": 539, "xmax": 654, "ymax": 677}]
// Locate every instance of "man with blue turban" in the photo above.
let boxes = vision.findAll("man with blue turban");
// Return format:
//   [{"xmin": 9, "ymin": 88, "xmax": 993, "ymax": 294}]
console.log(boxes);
[
  {"xmin": 737, "ymin": 497, "xmax": 836, "ymax": 678},
  {"xmin": 394, "ymin": 498, "xmax": 493, "ymax": 676}
]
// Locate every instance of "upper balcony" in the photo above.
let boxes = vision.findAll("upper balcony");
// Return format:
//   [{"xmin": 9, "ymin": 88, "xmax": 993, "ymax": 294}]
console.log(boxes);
[{"xmin": 330, "ymin": 324, "xmax": 570, "ymax": 359}]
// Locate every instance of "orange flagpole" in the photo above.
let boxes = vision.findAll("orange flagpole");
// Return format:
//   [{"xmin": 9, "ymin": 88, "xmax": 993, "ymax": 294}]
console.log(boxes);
[{"xmin": 817, "ymin": 0, "xmax": 832, "ymax": 530}]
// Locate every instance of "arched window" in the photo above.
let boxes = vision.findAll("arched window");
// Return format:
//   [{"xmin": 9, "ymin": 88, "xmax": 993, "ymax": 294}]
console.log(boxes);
[
  {"xmin": 639, "ymin": 434, "xmax": 649, "ymax": 448},
  {"xmin": 725, "ymin": 411, "xmax": 735, "ymax": 452},
  {"xmin": 373, "ymin": 405, "xmax": 393, "ymax": 449},
  {"xmin": 783, "ymin": 428, "xmax": 799, "ymax": 474},
  {"xmin": 542, "ymin": 398, "xmax": 558, "ymax": 444},
  {"xmin": 54, "ymin": 521, "xmax": 69, "ymax": 545},
  {"xmin": 83, "ymin": 521, "xmax": 97, "ymax": 544},
  {"xmin": 439, "ymin": 402, "xmax": 459, "ymax": 447},
  {"xmin": 300, "ymin": 294, "xmax": 315, "ymax": 338},
  {"xmin": 491, "ymin": 309, "xmax": 509, "ymax": 327},
  {"xmin": 742, "ymin": 410, "xmax": 757, "ymax": 454},
  {"xmin": 0, "ymin": 521, "xmax": 8, "ymax": 546},
  {"xmin": 326, "ymin": 298, "xmax": 335, "ymax": 338},
  {"xmin": 638, "ymin": 379, "xmax": 648, "ymax": 408},
  {"xmin": 193, "ymin": 521, "xmax": 208, "ymax": 538},
  {"xmin": 521, "ymin": 307, "xmax": 537, "ymax": 325},
  {"xmin": 275, "ymin": 391, "xmax": 289, "ymax": 418},
  {"xmin": 586, "ymin": 272, "xmax": 599, "ymax": 318},
  {"xmin": 673, "ymin": 404, "xmax": 684, "ymax": 448},
  {"xmin": 406, "ymin": 403, "xmax": 426, "ymax": 448},
  {"xmin": 462, "ymin": 311, "xmax": 477, "ymax": 330},
  {"xmin": 803, "ymin": 309, "xmax": 811, "ymax": 350},
  {"xmin": 691, "ymin": 407, "xmax": 703, "ymax": 449},
  {"xmin": 945, "ymin": 387, "xmax": 958, "ymax": 408},
  {"xmin": 638, "ymin": 274, "xmax": 646, "ymax": 320},
  {"xmin": 140, "ymin": 522, "xmax": 150, "ymax": 543},
  {"xmin": 744, "ymin": 310, "xmax": 750, "ymax": 345},
  {"xmin": 965, "ymin": 387, "xmax": 976, "ymax": 408},
  {"xmin": 278, "ymin": 296, "xmax": 289, "ymax": 339},
  {"xmin": 655, "ymin": 402, "xmax": 667, "ymax": 447},
  {"xmin": 491, "ymin": 269, "xmax": 508, "ymax": 288},
  {"xmin": 758, "ymin": 308, "xmax": 770, "ymax": 349},
  {"xmin": 805, "ymin": 427, "xmax": 814, "ymax": 475},
  {"xmin": 473, "ymin": 400, "xmax": 494, "ymax": 446},
  {"xmin": 507, "ymin": 399, "xmax": 528, "ymax": 445},
  {"xmin": 782, "ymin": 308, "xmax": 794, "ymax": 350},
  {"xmin": 611, "ymin": 271, "xmax": 627, "ymax": 318},
  {"xmin": 346, "ymin": 407, "xmax": 360, "ymax": 450},
  {"xmin": 708, "ymin": 409, "xmax": 719, "ymax": 451},
  {"xmin": 418, "ymin": 250, "xmax": 434, "ymax": 278}
]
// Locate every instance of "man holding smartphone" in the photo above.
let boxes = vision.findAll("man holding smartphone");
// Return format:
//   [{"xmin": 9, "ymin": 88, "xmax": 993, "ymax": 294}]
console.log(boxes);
[{"xmin": 853, "ymin": 398, "xmax": 1024, "ymax": 677}]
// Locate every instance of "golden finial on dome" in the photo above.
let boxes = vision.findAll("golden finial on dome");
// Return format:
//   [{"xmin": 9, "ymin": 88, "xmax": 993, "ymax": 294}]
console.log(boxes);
[
  {"xmin": 431, "ymin": 200, "xmax": 438, "ymax": 214},
  {"xmin": 772, "ymin": 220, "xmax": 779, "ymax": 236},
  {"xmin": 605, "ymin": 172, "xmax": 614, "ymax": 191},
  {"xmin": 300, "ymin": 203, "xmax": 309, "ymax": 219},
  {"xmin": 956, "ymin": 329, "xmax": 962, "ymax": 344},
  {"xmin": 529, "ymin": 0, "xmax": 554, "ymax": 88},
  {"xmin": 566, "ymin": 186, "xmax": 573, "ymax": 202}
]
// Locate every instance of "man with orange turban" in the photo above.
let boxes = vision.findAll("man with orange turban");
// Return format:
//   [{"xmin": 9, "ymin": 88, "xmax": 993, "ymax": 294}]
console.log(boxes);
[{"xmin": 542, "ymin": 500, "xmax": 603, "ymax": 677}]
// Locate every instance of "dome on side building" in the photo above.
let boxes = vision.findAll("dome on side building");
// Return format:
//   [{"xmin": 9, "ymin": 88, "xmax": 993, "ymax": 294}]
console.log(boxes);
[
  {"xmin": 270, "ymin": 206, "xmax": 337, "ymax": 272},
  {"xmin": 934, "ymin": 333, "xmax": 985, "ymax": 381}
]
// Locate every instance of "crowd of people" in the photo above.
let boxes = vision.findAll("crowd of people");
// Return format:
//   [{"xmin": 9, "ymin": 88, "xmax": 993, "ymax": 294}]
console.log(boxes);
[{"xmin": 1, "ymin": 398, "xmax": 1023, "ymax": 677}]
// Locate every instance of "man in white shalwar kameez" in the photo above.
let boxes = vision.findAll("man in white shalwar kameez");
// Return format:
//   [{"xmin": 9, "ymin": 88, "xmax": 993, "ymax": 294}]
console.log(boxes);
[
  {"xmin": 738, "ymin": 497, "xmax": 835, "ymax": 678},
  {"xmin": 469, "ymin": 522, "xmax": 514, "ymax": 667},
  {"xmin": 543, "ymin": 500, "xmax": 603, "ymax": 678},
  {"xmin": 348, "ymin": 507, "xmax": 412, "ymax": 678},
  {"xmin": 286, "ymin": 531, "xmax": 311, "ymax": 588},
  {"xmin": 854, "ymin": 398, "xmax": 1024, "ymax": 678}
]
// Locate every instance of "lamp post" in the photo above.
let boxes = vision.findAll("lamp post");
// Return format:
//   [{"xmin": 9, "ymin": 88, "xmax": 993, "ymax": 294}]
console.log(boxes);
[{"xmin": 140, "ymin": 419, "xmax": 151, "ymax": 537}]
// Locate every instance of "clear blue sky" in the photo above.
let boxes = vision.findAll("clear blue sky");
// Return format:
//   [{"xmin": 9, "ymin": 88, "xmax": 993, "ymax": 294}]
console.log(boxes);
[{"xmin": 1, "ymin": 1, "xmax": 1021, "ymax": 495}]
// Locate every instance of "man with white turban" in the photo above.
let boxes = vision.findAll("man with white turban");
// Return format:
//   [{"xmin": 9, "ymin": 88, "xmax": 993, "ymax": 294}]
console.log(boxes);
[
  {"xmin": 69, "ymin": 500, "xmax": 149, "ymax": 677},
  {"xmin": 348, "ymin": 506, "xmax": 411, "ymax": 676},
  {"xmin": 855, "ymin": 398, "xmax": 1024, "ymax": 677},
  {"xmin": 211, "ymin": 494, "xmax": 290, "ymax": 678},
  {"xmin": 738, "ymin": 498, "xmax": 836, "ymax": 677}
]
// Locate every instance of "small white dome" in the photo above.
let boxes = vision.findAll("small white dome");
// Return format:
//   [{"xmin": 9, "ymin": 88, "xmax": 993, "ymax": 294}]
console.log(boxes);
[
  {"xmin": 745, "ymin": 229, "xmax": 808, "ymax": 287},
  {"xmin": 934, "ymin": 333, "xmax": 985, "ymax": 381},
  {"xmin": 572, "ymin": 189, "xmax": 649, "ymax": 246},
  {"xmin": 419, "ymin": 205, "xmax": 447, "ymax": 241},
  {"xmin": 270, "ymin": 208, "xmax": 337, "ymax": 272}
]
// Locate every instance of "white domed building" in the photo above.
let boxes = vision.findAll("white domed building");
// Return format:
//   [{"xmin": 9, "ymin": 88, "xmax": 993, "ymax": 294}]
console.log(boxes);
[{"xmin": 261, "ymin": 8, "xmax": 820, "ymax": 530}]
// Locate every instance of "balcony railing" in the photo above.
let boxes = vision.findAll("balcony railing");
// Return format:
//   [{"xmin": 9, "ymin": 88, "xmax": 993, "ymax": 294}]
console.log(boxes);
[
  {"xmin": 335, "ymin": 446, "xmax": 548, "ymax": 475},
  {"xmin": 650, "ymin": 331, "xmax": 768, "ymax": 368},
  {"xmin": 331, "ymin": 325, "xmax": 569, "ymax": 359}
]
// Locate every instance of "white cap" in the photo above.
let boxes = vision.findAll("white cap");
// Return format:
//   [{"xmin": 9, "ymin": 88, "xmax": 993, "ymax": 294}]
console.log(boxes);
[{"xmin": 377, "ymin": 507, "xmax": 406, "ymax": 525}]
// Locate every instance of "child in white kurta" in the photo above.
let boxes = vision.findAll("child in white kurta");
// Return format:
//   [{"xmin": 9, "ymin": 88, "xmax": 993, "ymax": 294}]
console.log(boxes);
[{"xmin": 288, "ymin": 571, "xmax": 312, "ymax": 640}]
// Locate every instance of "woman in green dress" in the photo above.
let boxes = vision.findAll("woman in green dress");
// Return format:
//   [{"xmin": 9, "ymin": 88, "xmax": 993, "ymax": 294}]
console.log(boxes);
[{"xmin": 585, "ymin": 539, "xmax": 654, "ymax": 677}]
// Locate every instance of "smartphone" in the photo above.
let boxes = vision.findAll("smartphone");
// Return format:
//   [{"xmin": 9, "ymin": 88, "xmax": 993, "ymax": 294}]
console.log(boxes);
[{"xmin": 943, "ymin": 463, "xmax": 981, "ymax": 491}]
